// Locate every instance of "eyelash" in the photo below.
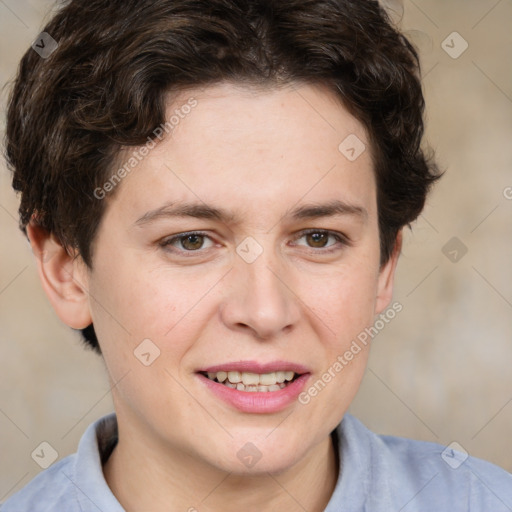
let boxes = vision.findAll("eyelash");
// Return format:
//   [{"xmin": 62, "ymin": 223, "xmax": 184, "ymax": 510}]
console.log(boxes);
[{"xmin": 159, "ymin": 229, "xmax": 350, "ymax": 257}]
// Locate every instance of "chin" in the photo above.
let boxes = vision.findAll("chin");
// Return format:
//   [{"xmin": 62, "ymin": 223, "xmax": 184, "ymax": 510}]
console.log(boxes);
[{"xmin": 206, "ymin": 438, "xmax": 305, "ymax": 476}]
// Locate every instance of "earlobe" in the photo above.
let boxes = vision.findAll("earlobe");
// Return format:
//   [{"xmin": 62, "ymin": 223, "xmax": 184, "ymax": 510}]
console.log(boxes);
[
  {"xmin": 27, "ymin": 222, "xmax": 92, "ymax": 329},
  {"xmin": 375, "ymin": 230, "xmax": 403, "ymax": 315}
]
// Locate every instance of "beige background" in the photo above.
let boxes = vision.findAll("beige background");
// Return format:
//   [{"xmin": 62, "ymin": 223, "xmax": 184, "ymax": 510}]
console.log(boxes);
[{"xmin": 1, "ymin": 0, "xmax": 511, "ymax": 501}]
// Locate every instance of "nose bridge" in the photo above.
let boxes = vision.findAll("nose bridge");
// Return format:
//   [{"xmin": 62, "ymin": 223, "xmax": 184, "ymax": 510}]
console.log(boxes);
[
  {"xmin": 222, "ymin": 234, "xmax": 300, "ymax": 338},
  {"xmin": 243, "ymin": 244, "xmax": 284, "ymax": 300}
]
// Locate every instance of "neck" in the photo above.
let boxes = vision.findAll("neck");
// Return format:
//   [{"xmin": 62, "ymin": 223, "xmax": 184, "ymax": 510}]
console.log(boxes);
[{"xmin": 103, "ymin": 415, "xmax": 339, "ymax": 512}]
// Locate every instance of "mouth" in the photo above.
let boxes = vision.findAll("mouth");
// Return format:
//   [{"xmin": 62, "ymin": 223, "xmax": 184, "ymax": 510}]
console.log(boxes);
[
  {"xmin": 198, "ymin": 370, "xmax": 301, "ymax": 392},
  {"xmin": 195, "ymin": 362, "xmax": 310, "ymax": 413}
]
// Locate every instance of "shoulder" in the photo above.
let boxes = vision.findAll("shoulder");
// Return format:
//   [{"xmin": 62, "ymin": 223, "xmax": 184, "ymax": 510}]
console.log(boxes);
[
  {"xmin": 0, "ymin": 455, "xmax": 78, "ymax": 511},
  {"xmin": 336, "ymin": 414, "xmax": 512, "ymax": 511},
  {"xmin": 1, "ymin": 413, "xmax": 121, "ymax": 512}
]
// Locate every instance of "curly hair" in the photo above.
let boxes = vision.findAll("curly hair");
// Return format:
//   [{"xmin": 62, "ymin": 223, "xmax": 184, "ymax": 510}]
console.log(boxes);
[{"xmin": 4, "ymin": 0, "xmax": 441, "ymax": 354}]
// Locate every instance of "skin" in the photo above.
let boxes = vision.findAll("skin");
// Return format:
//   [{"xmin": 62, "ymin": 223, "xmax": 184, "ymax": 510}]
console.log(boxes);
[{"xmin": 28, "ymin": 81, "xmax": 402, "ymax": 512}]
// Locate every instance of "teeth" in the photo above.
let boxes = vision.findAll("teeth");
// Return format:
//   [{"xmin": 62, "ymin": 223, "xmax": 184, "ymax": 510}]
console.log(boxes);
[
  {"xmin": 241, "ymin": 372, "xmax": 260, "ymax": 386},
  {"xmin": 227, "ymin": 371, "xmax": 242, "ymax": 383},
  {"xmin": 205, "ymin": 370, "xmax": 298, "ymax": 390},
  {"xmin": 276, "ymin": 371, "xmax": 285, "ymax": 383},
  {"xmin": 232, "ymin": 382, "xmax": 286, "ymax": 392},
  {"xmin": 259, "ymin": 372, "xmax": 276, "ymax": 385}
]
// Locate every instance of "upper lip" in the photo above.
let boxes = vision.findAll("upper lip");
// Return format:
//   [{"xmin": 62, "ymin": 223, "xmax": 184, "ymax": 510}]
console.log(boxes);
[{"xmin": 198, "ymin": 360, "xmax": 310, "ymax": 374}]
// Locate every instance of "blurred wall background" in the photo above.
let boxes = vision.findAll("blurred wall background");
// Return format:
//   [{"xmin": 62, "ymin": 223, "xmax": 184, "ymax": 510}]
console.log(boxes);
[{"xmin": 1, "ymin": 0, "xmax": 511, "ymax": 501}]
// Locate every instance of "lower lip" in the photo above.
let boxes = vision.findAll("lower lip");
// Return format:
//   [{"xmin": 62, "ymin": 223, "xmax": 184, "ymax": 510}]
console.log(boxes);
[{"xmin": 197, "ymin": 373, "xmax": 310, "ymax": 414}]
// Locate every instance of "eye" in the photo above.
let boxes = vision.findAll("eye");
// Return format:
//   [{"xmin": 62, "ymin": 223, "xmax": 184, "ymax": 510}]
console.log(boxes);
[
  {"xmin": 292, "ymin": 229, "xmax": 349, "ymax": 253},
  {"xmin": 159, "ymin": 231, "xmax": 215, "ymax": 254},
  {"xmin": 158, "ymin": 228, "xmax": 350, "ymax": 258}
]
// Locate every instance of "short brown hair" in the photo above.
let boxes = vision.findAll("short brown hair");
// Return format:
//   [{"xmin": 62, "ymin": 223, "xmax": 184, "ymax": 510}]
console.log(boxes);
[{"xmin": 4, "ymin": 0, "xmax": 441, "ymax": 353}]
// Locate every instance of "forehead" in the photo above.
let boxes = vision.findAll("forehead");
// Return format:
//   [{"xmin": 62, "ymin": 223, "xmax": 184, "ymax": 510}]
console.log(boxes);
[
  {"xmin": 106, "ymin": 81, "xmax": 376, "ymax": 227},
  {"xmin": 167, "ymin": 81, "xmax": 367, "ymax": 153}
]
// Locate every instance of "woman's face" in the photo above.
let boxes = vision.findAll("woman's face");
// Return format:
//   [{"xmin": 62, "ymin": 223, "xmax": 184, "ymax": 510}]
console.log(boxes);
[{"xmin": 81, "ymin": 81, "xmax": 399, "ymax": 474}]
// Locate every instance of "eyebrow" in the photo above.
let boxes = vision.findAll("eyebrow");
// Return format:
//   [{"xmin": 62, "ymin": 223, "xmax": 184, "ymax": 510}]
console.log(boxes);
[{"xmin": 134, "ymin": 199, "xmax": 368, "ymax": 227}]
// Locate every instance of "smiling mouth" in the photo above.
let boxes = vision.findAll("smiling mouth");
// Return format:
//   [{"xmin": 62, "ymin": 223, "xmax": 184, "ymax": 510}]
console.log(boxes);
[{"xmin": 199, "ymin": 370, "xmax": 301, "ymax": 392}]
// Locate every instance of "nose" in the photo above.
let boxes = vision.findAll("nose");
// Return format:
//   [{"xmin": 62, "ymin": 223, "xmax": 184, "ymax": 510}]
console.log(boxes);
[{"xmin": 220, "ymin": 243, "xmax": 301, "ymax": 340}]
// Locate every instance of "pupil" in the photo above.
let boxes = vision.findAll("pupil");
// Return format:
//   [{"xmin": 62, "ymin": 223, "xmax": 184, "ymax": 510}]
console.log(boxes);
[
  {"xmin": 183, "ymin": 234, "xmax": 203, "ymax": 250},
  {"xmin": 308, "ymin": 232, "xmax": 327, "ymax": 247}
]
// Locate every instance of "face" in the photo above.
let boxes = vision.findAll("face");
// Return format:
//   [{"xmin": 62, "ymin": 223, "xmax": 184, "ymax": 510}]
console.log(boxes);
[{"xmin": 57, "ymin": 82, "xmax": 399, "ymax": 474}]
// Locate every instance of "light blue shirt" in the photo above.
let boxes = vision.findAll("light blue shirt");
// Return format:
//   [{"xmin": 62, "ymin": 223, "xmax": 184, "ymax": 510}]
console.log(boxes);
[{"xmin": 2, "ymin": 412, "xmax": 511, "ymax": 511}]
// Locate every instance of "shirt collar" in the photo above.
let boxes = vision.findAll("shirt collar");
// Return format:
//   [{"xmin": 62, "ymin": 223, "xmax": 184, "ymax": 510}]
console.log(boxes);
[
  {"xmin": 70, "ymin": 412, "xmax": 362, "ymax": 511},
  {"xmin": 71, "ymin": 412, "xmax": 124, "ymax": 512}
]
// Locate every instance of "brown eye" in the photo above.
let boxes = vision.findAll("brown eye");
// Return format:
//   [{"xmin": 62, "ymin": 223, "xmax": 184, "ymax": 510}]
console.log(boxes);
[
  {"xmin": 306, "ymin": 232, "xmax": 329, "ymax": 248},
  {"xmin": 293, "ymin": 229, "xmax": 349, "ymax": 253},
  {"xmin": 160, "ymin": 231, "xmax": 215, "ymax": 254},
  {"xmin": 180, "ymin": 234, "xmax": 205, "ymax": 251}
]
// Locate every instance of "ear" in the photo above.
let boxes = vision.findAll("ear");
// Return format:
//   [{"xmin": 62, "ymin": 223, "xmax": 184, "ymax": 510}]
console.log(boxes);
[
  {"xmin": 26, "ymin": 222, "xmax": 92, "ymax": 329},
  {"xmin": 375, "ymin": 229, "xmax": 402, "ymax": 315}
]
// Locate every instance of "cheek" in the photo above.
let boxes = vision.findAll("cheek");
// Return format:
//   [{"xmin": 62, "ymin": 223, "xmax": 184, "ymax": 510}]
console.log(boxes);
[
  {"xmin": 299, "ymin": 259, "xmax": 380, "ymax": 343},
  {"xmin": 87, "ymin": 255, "xmax": 217, "ymax": 362},
  {"xmin": 86, "ymin": 264, "xmax": 189, "ymax": 409}
]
